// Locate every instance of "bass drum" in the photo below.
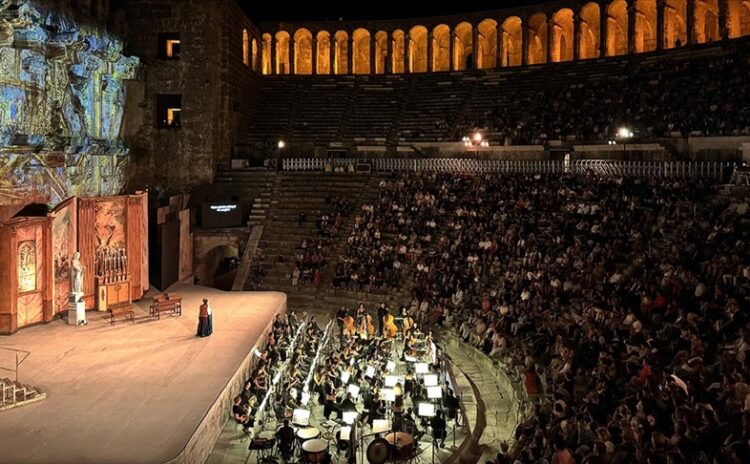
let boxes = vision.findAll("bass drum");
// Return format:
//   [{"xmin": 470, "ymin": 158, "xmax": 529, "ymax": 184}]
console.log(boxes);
[{"xmin": 366, "ymin": 437, "xmax": 390, "ymax": 464}]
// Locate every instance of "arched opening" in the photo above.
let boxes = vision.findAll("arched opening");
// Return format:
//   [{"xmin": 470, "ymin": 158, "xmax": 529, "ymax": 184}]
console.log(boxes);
[
  {"xmin": 294, "ymin": 28, "xmax": 313, "ymax": 74},
  {"xmin": 527, "ymin": 13, "xmax": 548, "ymax": 64},
  {"xmin": 634, "ymin": 0, "xmax": 657, "ymax": 52},
  {"xmin": 552, "ymin": 9, "xmax": 574, "ymax": 62},
  {"xmin": 694, "ymin": 0, "xmax": 720, "ymax": 43},
  {"xmin": 197, "ymin": 245, "xmax": 240, "ymax": 290},
  {"xmin": 242, "ymin": 29, "xmax": 250, "ymax": 66},
  {"xmin": 727, "ymin": 0, "xmax": 750, "ymax": 38},
  {"xmin": 275, "ymin": 30, "xmax": 290, "ymax": 74},
  {"xmin": 453, "ymin": 22, "xmax": 473, "ymax": 70},
  {"xmin": 251, "ymin": 38, "xmax": 258, "ymax": 70},
  {"xmin": 432, "ymin": 24, "xmax": 451, "ymax": 71},
  {"xmin": 477, "ymin": 19, "xmax": 498, "ymax": 69},
  {"xmin": 579, "ymin": 3, "xmax": 601, "ymax": 59},
  {"xmin": 334, "ymin": 30, "xmax": 349, "ymax": 74},
  {"xmin": 392, "ymin": 30, "xmax": 406, "ymax": 74},
  {"xmin": 607, "ymin": 0, "xmax": 629, "ymax": 56},
  {"xmin": 352, "ymin": 28, "xmax": 371, "ymax": 74},
  {"xmin": 262, "ymin": 33, "xmax": 272, "ymax": 74},
  {"xmin": 409, "ymin": 25, "xmax": 428, "ymax": 73},
  {"xmin": 664, "ymin": 0, "xmax": 687, "ymax": 48},
  {"xmin": 501, "ymin": 16, "xmax": 523, "ymax": 66},
  {"xmin": 316, "ymin": 31, "xmax": 331, "ymax": 74},
  {"xmin": 374, "ymin": 31, "xmax": 388, "ymax": 74}
]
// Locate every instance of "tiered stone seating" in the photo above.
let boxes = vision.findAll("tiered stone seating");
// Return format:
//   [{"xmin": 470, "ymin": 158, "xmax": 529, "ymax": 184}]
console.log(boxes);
[{"xmin": 0, "ymin": 377, "xmax": 46, "ymax": 411}]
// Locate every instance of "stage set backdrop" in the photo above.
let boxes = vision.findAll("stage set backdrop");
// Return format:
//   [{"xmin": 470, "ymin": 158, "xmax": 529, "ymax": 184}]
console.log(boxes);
[
  {"xmin": 0, "ymin": 0, "xmax": 140, "ymax": 222},
  {"xmin": 0, "ymin": 192, "xmax": 148, "ymax": 335}
]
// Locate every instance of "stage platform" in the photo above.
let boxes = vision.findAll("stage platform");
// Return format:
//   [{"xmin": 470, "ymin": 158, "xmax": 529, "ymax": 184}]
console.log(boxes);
[{"xmin": 0, "ymin": 283, "xmax": 286, "ymax": 464}]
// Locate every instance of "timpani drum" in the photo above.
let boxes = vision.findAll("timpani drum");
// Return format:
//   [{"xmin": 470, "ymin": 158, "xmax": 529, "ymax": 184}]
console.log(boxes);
[
  {"xmin": 296, "ymin": 426, "xmax": 321, "ymax": 444},
  {"xmin": 302, "ymin": 438, "xmax": 329, "ymax": 463},
  {"xmin": 385, "ymin": 431, "xmax": 415, "ymax": 460}
]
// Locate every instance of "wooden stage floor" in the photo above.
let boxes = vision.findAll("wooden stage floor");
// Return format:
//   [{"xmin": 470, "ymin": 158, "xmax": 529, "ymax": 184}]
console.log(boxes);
[{"xmin": 0, "ymin": 283, "xmax": 286, "ymax": 464}]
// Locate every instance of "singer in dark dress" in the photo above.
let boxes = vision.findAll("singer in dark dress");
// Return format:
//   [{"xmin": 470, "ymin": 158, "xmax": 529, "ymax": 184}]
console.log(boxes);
[{"xmin": 197, "ymin": 298, "xmax": 213, "ymax": 337}]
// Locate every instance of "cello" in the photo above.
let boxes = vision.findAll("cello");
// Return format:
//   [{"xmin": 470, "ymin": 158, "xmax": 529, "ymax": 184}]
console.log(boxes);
[
  {"xmin": 366, "ymin": 314, "xmax": 375, "ymax": 338},
  {"xmin": 343, "ymin": 315, "xmax": 356, "ymax": 337},
  {"xmin": 384, "ymin": 314, "xmax": 398, "ymax": 339}
]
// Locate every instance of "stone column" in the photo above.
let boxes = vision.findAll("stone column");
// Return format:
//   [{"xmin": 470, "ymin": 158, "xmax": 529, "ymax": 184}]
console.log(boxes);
[
  {"xmin": 387, "ymin": 34, "xmax": 394, "ymax": 74},
  {"xmin": 600, "ymin": 9, "xmax": 608, "ymax": 57},
  {"xmin": 497, "ymin": 23, "xmax": 504, "ymax": 67},
  {"xmin": 573, "ymin": 12, "xmax": 581, "ymax": 61},
  {"xmin": 312, "ymin": 36, "xmax": 318, "ymax": 74},
  {"xmin": 472, "ymin": 26, "xmax": 480, "ymax": 69},
  {"xmin": 347, "ymin": 34, "xmax": 354, "ymax": 74},
  {"xmin": 329, "ymin": 38, "xmax": 335, "ymax": 74},
  {"xmin": 449, "ymin": 29, "xmax": 455, "ymax": 70},
  {"xmin": 627, "ymin": 3, "xmax": 636, "ymax": 54},
  {"xmin": 546, "ymin": 17, "xmax": 554, "ymax": 63},
  {"xmin": 521, "ymin": 20, "xmax": 529, "ymax": 65},
  {"xmin": 656, "ymin": 0, "xmax": 665, "ymax": 49},
  {"xmin": 427, "ymin": 31, "xmax": 434, "ymax": 72},
  {"xmin": 718, "ymin": 0, "xmax": 729, "ymax": 40},
  {"xmin": 370, "ymin": 35, "xmax": 376, "ymax": 74},
  {"xmin": 289, "ymin": 38, "xmax": 296, "ymax": 74},
  {"xmin": 271, "ymin": 38, "xmax": 277, "ymax": 74},
  {"xmin": 686, "ymin": 0, "xmax": 695, "ymax": 45},
  {"xmin": 404, "ymin": 34, "xmax": 410, "ymax": 73}
]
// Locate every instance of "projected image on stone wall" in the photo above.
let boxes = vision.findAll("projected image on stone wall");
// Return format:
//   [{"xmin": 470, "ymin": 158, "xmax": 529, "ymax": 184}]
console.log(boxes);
[{"xmin": 0, "ymin": 0, "xmax": 139, "ymax": 209}]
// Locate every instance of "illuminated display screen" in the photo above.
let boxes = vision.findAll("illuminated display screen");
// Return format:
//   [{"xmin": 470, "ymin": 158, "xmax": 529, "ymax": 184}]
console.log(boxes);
[{"xmin": 201, "ymin": 202, "xmax": 243, "ymax": 229}]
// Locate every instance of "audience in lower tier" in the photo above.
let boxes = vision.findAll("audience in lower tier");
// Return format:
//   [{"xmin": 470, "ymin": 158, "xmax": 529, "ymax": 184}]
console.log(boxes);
[{"xmin": 335, "ymin": 171, "xmax": 748, "ymax": 463}]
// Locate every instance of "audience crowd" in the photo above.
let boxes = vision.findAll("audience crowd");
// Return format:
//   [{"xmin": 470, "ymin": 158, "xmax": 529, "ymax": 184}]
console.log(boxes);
[{"xmin": 331, "ymin": 171, "xmax": 748, "ymax": 463}]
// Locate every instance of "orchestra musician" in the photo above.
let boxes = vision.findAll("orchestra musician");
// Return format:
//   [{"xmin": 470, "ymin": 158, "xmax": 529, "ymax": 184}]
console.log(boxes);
[
  {"xmin": 402, "ymin": 312, "xmax": 415, "ymax": 338},
  {"xmin": 232, "ymin": 395, "xmax": 253, "ymax": 433},
  {"xmin": 324, "ymin": 379, "xmax": 339, "ymax": 419},
  {"xmin": 253, "ymin": 363, "xmax": 269, "ymax": 398}
]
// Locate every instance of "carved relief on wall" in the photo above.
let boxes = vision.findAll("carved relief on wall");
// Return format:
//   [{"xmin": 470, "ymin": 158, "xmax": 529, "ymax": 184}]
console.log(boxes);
[{"xmin": 17, "ymin": 239, "xmax": 36, "ymax": 293}]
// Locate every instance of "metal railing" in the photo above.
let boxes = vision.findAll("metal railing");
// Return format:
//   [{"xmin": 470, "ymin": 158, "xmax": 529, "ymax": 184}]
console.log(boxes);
[
  {"xmin": 280, "ymin": 158, "xmax": 733, "ymax": 179},
  {"xmin": 0, "ymin": 347, "xmax": 31, "ymax": 382}
]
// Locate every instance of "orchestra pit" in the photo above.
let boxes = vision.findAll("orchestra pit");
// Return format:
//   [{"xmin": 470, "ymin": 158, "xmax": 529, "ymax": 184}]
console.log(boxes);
[{"xmin": 1, "ymin": 1, "xmax": 749, "ymax": 464}]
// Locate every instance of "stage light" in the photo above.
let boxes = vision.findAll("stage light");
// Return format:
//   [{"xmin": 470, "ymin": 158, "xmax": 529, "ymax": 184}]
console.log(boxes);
[
  {"xmin": 278, "ymin": 140, "xmax": 285, "ymax": 149},
  {"xmin": 418, "ymin": 403, "xmax": 436, "ymax": 417},
  {"xmin": 472, "ymin": 132, "xmax": 482, "ymax": 143},
  {"xmin": 423, "ymin": 374, "xmax": 438, "ymax": 386},
  {"xmin": 617, "ymin": 127, "xmax": 633, "ymax": 139},
  {"xmin": 415, "ymin": 362, "xmax": 429, "ymax": 374},
  {"xmin": 372, "ymin": 419, "xmax": 391, "ymax": 434},
  {"xmin": 427, "ymin": 386, "xmax": 443, "ymax": 399}
]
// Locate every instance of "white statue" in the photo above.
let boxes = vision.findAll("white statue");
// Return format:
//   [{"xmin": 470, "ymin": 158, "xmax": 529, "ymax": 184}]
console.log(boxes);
[{"xmin": 71, "ymin": 251, "xmax": 85, "ymax": 295}]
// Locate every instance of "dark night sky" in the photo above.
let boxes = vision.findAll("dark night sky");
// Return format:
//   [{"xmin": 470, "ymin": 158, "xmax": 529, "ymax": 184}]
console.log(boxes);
[{"xmin": 239, "ymin": 1, "xmax": 547, "ymax": 22}]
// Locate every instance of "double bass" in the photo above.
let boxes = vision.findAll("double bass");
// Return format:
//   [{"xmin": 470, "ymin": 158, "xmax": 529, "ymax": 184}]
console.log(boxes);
[
  {"xmin": 384, "ymin": 314, "xmax": 398, "ymax": 339},
  {"xmin": 343, "ymin": 315, "xmax": 357, "ymax": 337}
]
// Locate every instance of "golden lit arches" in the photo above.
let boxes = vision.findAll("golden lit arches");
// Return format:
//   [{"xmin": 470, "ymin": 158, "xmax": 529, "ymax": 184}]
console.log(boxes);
[
  {"xmin": 664, "ymin": 0, "xmax": 687, "ymax": 48},
  {"xmin": 551, "ymin": 9, "xmax": 574, "ymax": 62},
  {"xmin": 262, "ymin": 33, "xmax": 272, "ymax": 74},
  {"xmin": 527, "ymin": 13, "xmax": 548, "ymax": 64},
  {"xmin": 693, "ymin": 0, "xmax": 720, "ymax": 43},
  {"xmin": 607, "ymin": 0, "xmax": 628, "ymax": 56},
  {"xmin": 334, "ymin": 30, "xmax": 349, "ymax": 74},
  {"xmin": 501, "ymin": 16, "xmax": 523, "ymax": 66},
  {"xmin": 392, "ymin": 30, "xmax": 406, "ymax": 73},
  {"xmin": 251, "ymin": 38, "xmax": 258, "ymax": 70},
  {"xmin": 634, "ymin": 0, "xmax": 657, "ymax": 52},
  {"xmin": 409, "ymin": 25, "xmax": 428, "ymax": 72},
  {"xmin": 579, "ymin": 3, "xmax": 600, "ymax": 59},
  {"xmin": 294, "ymin": 28, "xmax": 313, "ymax": 74},
  {"xmin": 432, "ymin": 24, "xmax": 451, "ymax": 71},
  {"xmin": 727, "ymin": 0, "xmax": 750, "ymax": 38},
  {"xmin": 352, "ymin": 28, "xmax": 371, "ymax": 74},
  {"xmin": 453, "ymin": 22, "xmax": 473, "ymax": 70},
  {"xmin": 374, "ymin": 31, "xmax": 388, "ymax": 74},
  {"xmin": 316, "ymin": 31, "xmax": 331, "ymax": 74},
  {"xmin": 275, "ymin": 30, "xmax": 290, "ymax": 74},
  {"xmin": 242, "ymin": 29, "xmax": 250, "ymax": 66},
  {"xmin": 477, "ymin": 19, "xmax": 498, "ymax": 69}
]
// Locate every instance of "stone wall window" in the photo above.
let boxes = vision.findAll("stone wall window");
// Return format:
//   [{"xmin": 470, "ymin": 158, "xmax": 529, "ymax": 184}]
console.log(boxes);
[
  {"xmin": 159, "ymin": 33, "xmax": 181, "ymax": 59},
  {"xmin": 156, "ymin": 94, "xmax": 182, "ymax": 128}
]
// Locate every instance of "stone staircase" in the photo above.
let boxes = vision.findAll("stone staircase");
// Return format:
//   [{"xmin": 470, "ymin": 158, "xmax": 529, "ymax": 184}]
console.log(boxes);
[{"xmin": 1, "ymin": 377, "xmax": 46, "ymax": 411}]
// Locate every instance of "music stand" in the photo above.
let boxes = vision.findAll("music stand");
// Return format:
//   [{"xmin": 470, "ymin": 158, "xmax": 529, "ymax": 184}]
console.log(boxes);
[
  {"xmin": 372, "ymin": 419, "xmax": 390, "ymax": 434},
  {"xmin": 423, "ymin": 374, "xmax": 438, "ymax": 386},
  {"xmin": 380, "ymin": 388, "xmax": 396, "ymax": 402},
  {"xmin": 415, "ymin": 362, "xmax": 429, "ymax": 374},
  {"xmin": 386, "ymin": 360, "xmax": 396, "ymax": 372},
  {"xmin": 365, "ymin": 366, "xmax": 376, "ymax": 378},
  {"xmin": 384, "ymin": 375, "xmax": 400, "ymax": 388},
  {"xmin": 292, "ymin": 408, "xmax": 311, "ymax": 427},
  {"xmin": 403, "ymin": 354, "xmax": 417, "ymax": 363},
  {"xmin": 340, "ymin": 370, "xmax": 351, "ymax": 384},
  {"xmin": 300, "ymin": 391, "xmax": 311, "ymax": 406},
  {"xmin": 418, "ymin": 403, "xmax": 437, "ymax": 464},
  {"xmin": 342, "ymin": 411, "xmax": 358, "ymax": 425},
  {"xmin": 427, "ymin": 386, "xmax": 442, "ymax": 399},
  {"xmin": 347, "ymin": 384, "xmax": 360, "ymax": 398}
]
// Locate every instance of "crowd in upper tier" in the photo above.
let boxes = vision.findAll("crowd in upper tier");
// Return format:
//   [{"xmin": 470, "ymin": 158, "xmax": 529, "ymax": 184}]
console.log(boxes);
[{"xmin": 326, "ymin": 171, "xmax": 749, "ymax": 463}]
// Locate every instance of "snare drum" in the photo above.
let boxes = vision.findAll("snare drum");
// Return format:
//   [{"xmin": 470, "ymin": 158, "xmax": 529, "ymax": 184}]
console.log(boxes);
[{"xmin": 302, "ymin": 438, "xmax": 329, "ymax": 463}]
